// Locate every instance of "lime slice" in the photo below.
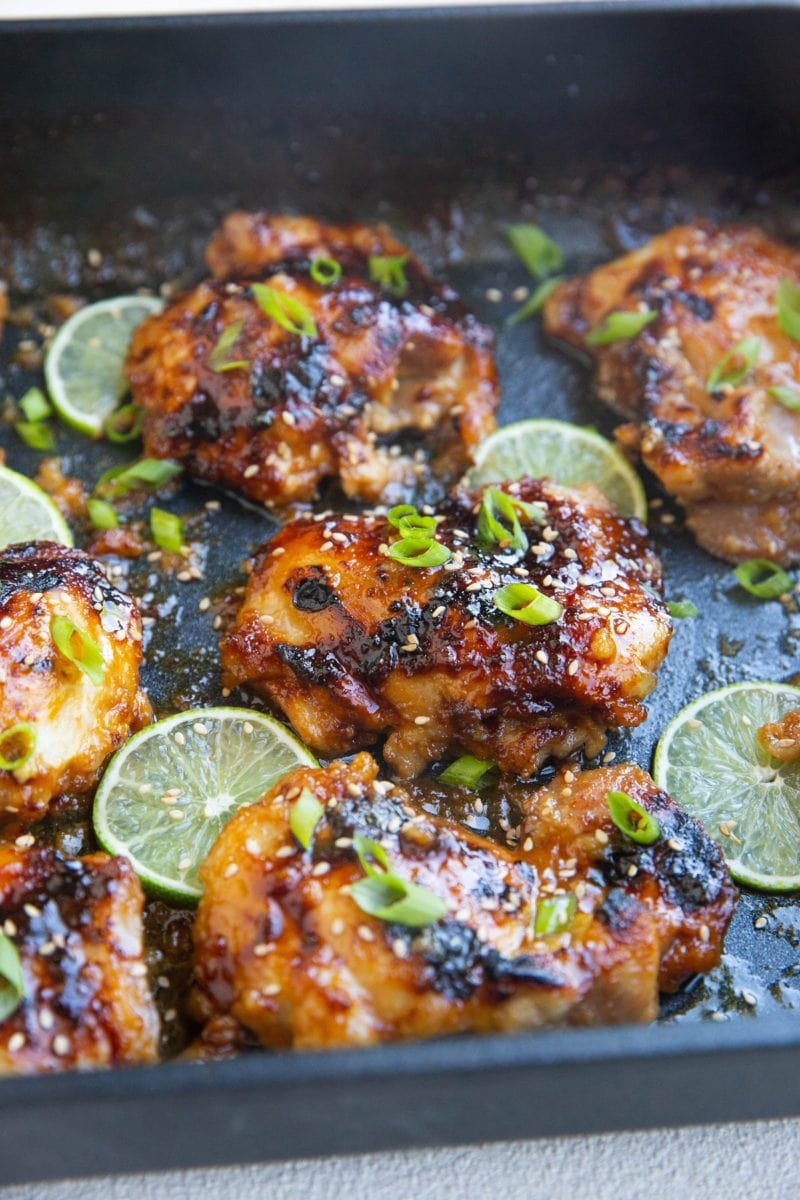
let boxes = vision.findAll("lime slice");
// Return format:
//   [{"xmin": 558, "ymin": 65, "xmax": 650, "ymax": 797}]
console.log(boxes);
[
  {"xmin": 93, "ymin": 707, "xmax": 317, "ymax": 903},
  {"xmin": 0, "ymin": 465, "xmax": 72, "ymax": 550},
  {"xmin": 463, "ymin": 418, "xmax": 647, "ymax": 520},
  {"xmin": 44, "ymin": 295, "xmax": 162, "ymax": 437},
  {"xmin": 653, "ymin": 681, "xmax": 800, "ymax": 891}
]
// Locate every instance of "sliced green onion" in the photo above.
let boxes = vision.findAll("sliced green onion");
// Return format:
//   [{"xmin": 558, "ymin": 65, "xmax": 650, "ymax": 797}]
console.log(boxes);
[
  {"xmin": 290, "ymin": 786, "xmax": 324, "ymax": 850},
  {"xmin": 534, "ymin": 894, "xmax": 576, "ymax": 937},
  {"xmin": 310, "ymin": 256, "xmax": 342, "ymax": 286},
  {"xmin": 386, "ymin": 505, "xmax": 438, "ymax": 539},
  {"xmin": 439, "ymin": 755, "xmax": 495, "ymax": 789},
  {"xmin": 368, "ymin": 254, "xmax": 409, "ymax": 297},
  {"xmin": 707, "ymin": 336, "xmax": 761, "ymax": 392},
  {"xmin": 0, "ymin": 724, "xmax": 37, "ymax": 772},
  {"xmin": 768, "ymin": 385, "xmax": 800, "ymax": 411},
  {"xmin": 350, "ymin": 834, "xmax": 447, "ymax": 928},
  {"xmin": 733, "ymin": 558, "xmax": 793, "ymax": 599},
  {"xmin": 0, "ymin": 933, "xmax": 23, "ymax": 1023},
  {"xmin": 387, "ymin": 504, "xmax": 418, "ymax": 529},
  {"xmin": 493, "ymin": 582, "xmax": 563, "ymax": 626},
  {"xmin": 251, "ymin": 283, "xmax": 317, "ymax": 339},
  {"xmin": 506, "ymin": 224, "xmax": 563, "ymax": 280},
  {"xmin": 507, "ymin": 276, "xmax": 565, "ymax": 326},
  {"xmin": 666, "ymin": 599, "xmax": 698, "ymax": 619},
  {"xmin": 95, "ymin": 458, "xmax": 182, "ymax": 499},
  {"xmin": 209, "ymin": 321, "xmax": 249, "ymax": 373},
  {"xmin": 777, "ymin": 278, "xmax": 800, "ymax": 343},
  {"xmin": 586, "ymin": 308, "xmax": 657, "ymax": 346},
  {"xmin": 386, "ymin": 536, "xmax": 451, "ymax": 568},
  {"xmin": 606, "ymin": 790, "xmax": 661, "ymax": 846},
  {"xmin": 15, "ymin": 421, "xmax": 55, "ymax": 451},
  {"xmin": 51, "ymin": 616, "xmax": 105, "ymax": 686},
  {"xmin": 87, "ymin": 498, "xmax": 119, "ymax": 530},
  {"xmin": 477, "ymin": 487, "xmax": 545, "ymax": 554},
  {"xmin": 150, "ymin": 507, "xmax": 185, "ymax": 554},
  {"xmin": 18, "ymin": 387, "xmax": 51, "ymax": 422},
  {"xmin": 105, "ymin": 403, "xmax": 144, "ymax": 443}
]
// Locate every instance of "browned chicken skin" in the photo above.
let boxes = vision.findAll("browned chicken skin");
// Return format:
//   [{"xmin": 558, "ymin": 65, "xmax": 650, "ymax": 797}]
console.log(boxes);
[
  {"xmin": 544, "ymin": 222, "xmax": 800, "ymax": 563},
  {"xmin": 0, "ymin": 845, "xmax": 159, "ymax": 1074},
  {"xmin": 191, "ymin": 754, "xmax": 735, "ymax": 1050},
  {"xmin": 221, "ymin": 478, "xmax": 671, "ymax": 777},
  {"xmin": 0, "ymin": 542, "xmax": 149, "ymax": 825},
  {"xmin": 126, "ymin": 214, "xmax": 498, "ymax": 507}
]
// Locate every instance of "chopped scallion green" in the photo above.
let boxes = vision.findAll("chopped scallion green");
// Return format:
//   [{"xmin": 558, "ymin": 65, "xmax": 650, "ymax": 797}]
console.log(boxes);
[
  {"xmin": 251, "ymin": 283, "xmax": 318, "ymax": 339},
  {"xmin": 493, "ymin": 582, "xmax": 563, "ymax": 626},
  {"xmin": 707, "ymin": 336, "xmax": 761, "ymax": 392},
  {"xmin": 777, "ymin": 278, "xmax": 800, "ymax": 343},
  {"xmin": 18, "ymin": 387, "xmax": 51, "ymax": 422},
  {"xmin": 0, "ymin": 723, "xmax": 37, "ymax": 772},
  {"xmin": 87, "ymin": 498, "xmax": 119, "ymax": 530},
  {"xmin": 51, "ymin": 616, "xmax": 105, "ymax": 686},
  {"xmin": 733, "ymin": 558, "xmax": 793, "ymax": 599},
  {"xmin": 0, "ymin": 933, "xmax": 23, "ymax": 1022},
  {"xmin": 507, "ymin": 276, "xmax": 565, "ymax": 326},
  {"xmin": 586, "ymin": 308, "xmax": 657, "ymax": 346},
  {"xmin": 15, "ymin": 421, "xmax": 55, "ymax": 451},
  {"xmin": 477, "ymin": 487, "xmax": 545, "ymax": 554},
  {"xmin": 368, "ymin": 254, "xmax": 409, "ymax": 297},
  {"xmin": 350, "ymin": 834, "xmax": 447, "ymax": 927},
  {"xmin": 310, "ymin": 256, "xmax": 342, "ymax": 286},
  {"xmin": 768, "ymin": 385, "xmax": 800, "ymax": 411},
  {"xmin": 150, "ymin": 507, "xmax": 185, "ymax": 555},
  {"xmin": 105, "ymin": 403, "xmax": 144, "ymax": 443},
  {"xmin": 506, "ymin": 224, "xmax": 563, "ymax": 280},
  {"xmin": 534, "ymin": 894, "xmax": 576, "ymax": 937},
  {"xmin": 666, "ymin": 599, "xmax": 698, "ymax": 619},
  {"xmin": 439, "ymin": 755, "xmax": 495, "ymax": 789},
  {"xmin": 209, "ymin": 321, "xmax": 249, "ymax": 373},
  {"xmin": 386, "ymin": 536, "xmax": 451, "ymax": 568},
  {"xmin": 606, "ymin": 790, "xmax": 661, "ymax": 845},
  {"xmin": 290, "ymin": 786, "xmax": 324, "ymax": 850},
  {"xmin": 95, "ymin": 458, "xmax": 182, "ymax": 499}
]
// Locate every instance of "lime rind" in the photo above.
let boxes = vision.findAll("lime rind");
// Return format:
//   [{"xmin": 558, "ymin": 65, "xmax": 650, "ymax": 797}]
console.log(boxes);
[
  {"xmin": 653, "ymin": 681, "xmax": 800, "ymax": 892},
  {"xmin": 0, "ymin": 465, "xmax": 73, "ymax": 550},
  {"xmin": 93, "ymin": 707, "xmax": 317, "ymax": 904},
  {"xmin": 463, "ymin": 418, "xmax": 647, "ymax": 521},
  {"xmin": 45, "ymin": 295, "xmax": 162, "ymax": 438}
]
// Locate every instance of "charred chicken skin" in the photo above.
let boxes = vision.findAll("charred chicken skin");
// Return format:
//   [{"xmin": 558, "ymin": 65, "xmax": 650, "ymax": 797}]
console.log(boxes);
[
  {"xmin": 221, "ymin": 478, "xmax": 671, "ymax": 778},
  {"xmin": 126, "ymin": 214, "xmax": 498, "ymax": 507},
  {"xmin": 191, "ymin": 754, "xmax": 735, "ymax": 1049},
  {"xmin": 0, "ymin": 845, "xmax": 159, "ymax": 1074},
  {"xmin": 0, "ymin": 542, "xmax": 149, "ymax": 825},
  {"xmin": 544, "ymin": 222, "xmax": 800, "ymax": 563}
]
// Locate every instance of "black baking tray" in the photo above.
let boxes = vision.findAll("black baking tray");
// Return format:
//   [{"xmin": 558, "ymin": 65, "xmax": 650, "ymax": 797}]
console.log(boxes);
[{"xmin": 1, "ymin": 1, "xmax": 800, "ymax": 1183}]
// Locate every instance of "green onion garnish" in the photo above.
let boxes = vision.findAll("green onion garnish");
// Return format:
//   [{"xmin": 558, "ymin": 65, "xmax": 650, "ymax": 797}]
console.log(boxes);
[
  {"xmin": 506, "ymin": 224, "xmax": 563, "ymax": 280},
  {"xmin": 105, "ymin": 403, "xmax": 144, "ymax": 443},
  {"xmin": 15, "ymin": 421, "xmax": 55, "ymax": 451},
  {"xmin": 777, "ymin": 278, "xmax": 800, "ymax": 343},
  {"xmin": 606, "ymin": 790, "xmax": 661, "ymax": 846},
  {"xmin": 733, "ymin": 558, "xmax": 793, "ymax": 599},
  {"xmin": 290, "ymin": 786, "xmax": 324, "ymax": 850},
  {"xmin": 310, "ymin": 256, "xmax": 342, "ymax": 286},
  {"xmin": 387, "ymin": 504, "xmax": 438, "ymax": 537},
  {"xmin": 666, "ymin": 599, "xmax": 698, "ymax": 619},
  {"xmin": 87, "ymin": 498, "xmax": 119, "ymax": 530},
  {"xmin": 150, "ymin": 507, "xmax": 185, "ymax": 554},
  {"xmin": 0, "ymin": 933, "xmax": 23, "ymax": 1023},
  {"xmin": 493, "ymin": 582, "xmax": 563, "ymax": 626},
  {"xmin": 507, "ymin": 276, "xmax": 565, "ymax": 326},
  {"xmin": 768, "ymin": 385, "xmax": 800, "ymax": 411},
  {"xmin": 209, "ymin": 321, "xmax": 250, "ymax": 373},
  {"xmin": 350, "ymin": 834, "xmax": 447, "ymax": 928},
  {"xmin": 51, "ymin": 616, "xmax": 105, "ymax": 686},
  {"xmin": 534, "ymin": 894, "xmax": 576, "ymax": 937},
  {"xmin": 386, "ymin": 536, "xmax": 451, "ymax": 568},
  {"xmin": 251, "ymin": 283, "xmax": 318, "ymax": 339},
  {"xmin": 477, "ymin": 487, "xmax": 545, "ymax": 554},
  {"xmin": 18, "ymin": 387, "xmax": 51, "ymax": 422},
  {"xmin": 95, "ymin": 458, "xmax": 182, "ymax": 499},
  {"xmin": 0, "ymin": 723, "xmax": 37, "ymax": 772},
  {"xmin": 439, "ymin": 755, "xmax": 495, "ymax": 789},
  {"xmin": 586, "ymin": 308, "xmax": 657, "ymax": 346},
  {"xmin": 368, "ymin": 254, "xmax": 409, "ymax": 297},
  {"xmin": 707, "ymin": 336, "xmax": 761, "ymax": 392}
]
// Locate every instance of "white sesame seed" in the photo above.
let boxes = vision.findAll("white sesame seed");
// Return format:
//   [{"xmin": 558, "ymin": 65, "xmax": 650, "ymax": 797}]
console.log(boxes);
[
  {"xmin": 193, "ymin": 722, "xmax": 209, "ymax": 737},
  {"xmin": 626, "ymin": 864, "xmax": 638, "ymax": 878},
  {"xmin": 169, "ymin": 810, "xmax": 184, "ymax": 821},
  {"xmin": 595, "ymin": 829, "xmax": 609, "ymax": 845},
  {"xmin": 15, "ymin": 834, "xmax": 35, "ymax": 849},
  {"xmin": 754, "ymin": 916, "xmax": 768, "ymax": 930},
  {"xmin": 8, "ymin": 1032, "xmax": 25, "ymax": 1053},
  {"xmin": 3, "ymin": 920, "xmax": 16, "ymax": 937},
  {"xmin": 275, "ymin": 845, "xmax": 296, "ymax": 859},
  {"xmin": 253, "ymin": 943, "xmax": 271, "ymax": 957},
  {"xmin": 262, "ymin": 984, "xmax": 281, "ymax": 996},
  {"xmin": 129, "ymin": 962, "xmax": 148, "ymax": 977},
  {"xmin": 38, "ymin": 1009, "xmax": 54, "ymax": 1030},
  {"xmin": 535, "ymin": 649, "xmax": 548, "ymax": 665},
  {"xmin": 667, "ymin": 838, "xmax": 683, "ymax": 852},
  {"xmin": 245, "ymin": 838, "xmax": 261, "ymax": 856},
  {"xmin": 52, "ymin": 1035, "xmax": 70, "ymax": 1057},
  {"xmin": 699, "ymin": 923, "xmax": 710, "ymax": 943},
  {"xmin": 23, "ymin": 904, "xmax": 41, "ymax": 919},
  {"xmin": 243, "ymin": 464, "xmax": 259, "ymax": 478},
  {"xmin": 741, "ymin": 990, "xmax": 757, "ymax": 1007},
  {"xmin": 198, "ymin": 597, "xmax": 211, "ymax": 612},
  {"xmin": 414, "ymin": 715, "xmax": 431, "ymax": 725},
  {"xmin": 174, "ymin": 731, "xmax": 185, "ymax": 746},
  {"xmin": 223, "ymin": 863, "xmax": 238, "ymax": 878},
  {"xmin": 392, "ymin": 938, "xmax": 408, "ymax": 958},
  {"xmin": 0, "ymin": 617, "xmax": 12, "ymax": 629},
  {"xmin": 243, "ymin": 722, "xmax": 254, "ymax": 734},
  {"xmin": 358, "ymin": 925, "xmax": 375, "ymax": 942},
  {"xmin": 485, "ymin": 287, "xmax": 503, "ymax": 302},
  {"xmin": 311, "ymin": 861, "xmax": 330, "ymax": 877},
  {"xmin": 178, "ymin": 857, "xmax": 192, "ymax": 871}
]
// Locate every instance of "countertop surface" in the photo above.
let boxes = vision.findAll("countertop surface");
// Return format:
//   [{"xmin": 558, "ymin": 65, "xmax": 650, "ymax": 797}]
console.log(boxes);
[{"xmin": 1, "ymin": 2, "xmax": 799, "ymax": 1197}]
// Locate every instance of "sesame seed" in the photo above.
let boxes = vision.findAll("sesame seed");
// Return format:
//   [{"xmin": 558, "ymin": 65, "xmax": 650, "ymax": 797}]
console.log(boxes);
[
  {"xmin": 602, "ymin": 751, "xmax": 616, "ymax": 764},
  {"xmin": 564, "ymin": 770, "xmax": 575, "ymax": 783},
  {"xmin": 334, "ymin": 836, "xmax": 353, "ymax": 849},
  {"xmin": 39, "ymin": 1009, "xmax": 54, "ymax": 1030},
  {"xmin": 15, "ymin": 834, "xmax": 35, "ymax": 849},
  {"xmin": 174, "ymin": 731, "xmax": 185, "ymax": 746},
  {"xmin": 0, "ymin": 617, "xmax": 11, "ymax": 629},
  {"xmin": 485, "ymin": 287, "xmax": 503, "ymax": 302},
  {"xmin": 595, "ymin": 829, "xmax": 609, "ymax": 845},
  {"xmin": 253, "ymin": 943, "xmax": 271, "ymax": 957},
  {"xmin": 178, "ymin": 857, "xmax": 191, "ymax": 871},
  {"xmin": 331, "ymin": 919, "xmax": 345, "ymax": 936},
  {"xmin": 414, "ymin": 715, "xmax": 431, "ymax": 725},
  {"xmin": 52, "ymin": 1035, "xmax": 71, "ymax": 1057},
  {"xmin": 205, "ymin": 499, "xmax": 221, "ymax": 511},
  {"xmin": 3, "ymin": 920, "xmax": 16, "ymax": 937},
  {"xmin": 243, "ymin": 464, "xmax": 259, "ymax": 478},
  {"xmin": 311, "ymin": 861, "xmax": 330, "ymax": 877},
  {"xmin": 358, "ymin": 925, "xmax": 375, "ymax": 942},
  {"xmin": 275, "ymin": 845, "xmax": 296, "ymax": 859},
  {"xmin": 23, "ymin": 904, "xmax": 41, "ymax": 919},
  {"xmin": 535, "ymin": 649, "xmax": 548, "ymax": 665},
  {"xmin": 223, "ymin": 863, "xmax": 238, "ymax": 878},
  {"xmin": 243, "ymin": 722, "xmax": 254, "ymax": 734},
  {"xmin": 432, "ymin": 605, "xmax": 446, "ymax": 619},
  {"xmin": 699, "ymin": 923, "xmax": 710, "ymax": 943},
  {"xmin": 198, "ymin": 597, "xmax": 211, "ymax": 612},
  {"xmin": 245, "ymin": 839, "xmax": 261, "ymax": 856},
  {"xmin": 523, "ymin": 837, "xmax": 534, "ymax": 852},
  {"xmin": 193, "ymin": 722, "xmax": 209, "ymax": 736},
  {"xmin": 626, "ymin": 864, "xmax": 638, "ymax": 878},
  {"xmin": 262, "ymin": 984, "xmax": 281, "ymax": 997},
  {"xmin": 392, "ymin": 938, "xmax": 408, "ymax": 958},
  {"xmin": 687, "ymin": 718, "xmax": 702, "ymax": 729},
  {"xmin": 129, "ymin": 962, "xmax": 148, "ymax": 977},
  {"xmin": 169, "ymin": 810, "xmax": 184, "ymax": 821},
  {"xmin": 176, "ymin": 570, "xmax": 192, "ymax": 583},
  {"xmin": 8, "ymin": 1032, "xmax": 25, "ymax": 1053},
  {"xmin": 741, "ymin": 990, "xmax": 757, "ymax": 1007},
  {"xmin": 320, "ymin": 540, "xmax": 334, "ymax": 552}
]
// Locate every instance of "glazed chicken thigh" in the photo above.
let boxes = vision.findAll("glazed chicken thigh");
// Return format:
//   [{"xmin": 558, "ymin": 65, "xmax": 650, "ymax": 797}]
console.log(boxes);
[
  {"xmin": 0, "ymin": 844, "xmax": 159, "ymax": 1074},
  {"xmin": 126, "ymin": 214, "xmax": 498, "ymax": 507},
  {"xmin": 0, "ymin": 542, "xmax": 149, "ymax": 824},
  {"xmin": 191, "ymin": 754, "xmax": 735, "ymax": 1050},
  {"xmin": 221, "ymin": 478, "xmax": 671, "ymax": 777},
  {"xmin": 544, "ymin": 222, "xmax": 800, "ymax": 563}
]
